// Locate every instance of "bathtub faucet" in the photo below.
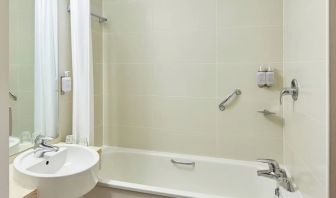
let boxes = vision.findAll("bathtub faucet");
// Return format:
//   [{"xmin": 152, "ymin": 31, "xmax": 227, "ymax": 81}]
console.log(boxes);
[{"xmin": 257, "ymin": 159, "xmax": 295, "ymax": 192}]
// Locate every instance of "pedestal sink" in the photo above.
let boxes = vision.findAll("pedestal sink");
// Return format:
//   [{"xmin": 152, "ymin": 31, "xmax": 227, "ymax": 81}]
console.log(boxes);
[{"xmin": 13, "ymin": 144, "xmax": 99, "ymax": 198}]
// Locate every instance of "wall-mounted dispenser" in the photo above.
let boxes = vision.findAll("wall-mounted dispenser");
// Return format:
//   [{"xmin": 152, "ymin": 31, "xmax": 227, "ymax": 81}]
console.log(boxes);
[
  {"xmin": 256, "ymin": 66, "xmax": 275, "ymax": 88},
  {"xmin": 265, "ymin": 67, "xmax": 274, "ymax": 87},
  {"xmin": 61, "ymin": 71, "xmax": 72, "ymax": 95},
  {"xmin": 256, "ymin": 66, "xmax": 266, "ymax": 88}
]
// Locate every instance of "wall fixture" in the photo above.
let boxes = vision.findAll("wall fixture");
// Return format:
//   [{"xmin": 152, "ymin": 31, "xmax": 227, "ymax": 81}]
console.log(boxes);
[
  {"xmin": 218, "ymin": 89, "xmax": 242, "ymax": 111},
  {"xmin": 9, "ymin": 91, "xmax": 17, "ymax": 101},
  {"xmin": 60, "ymin": 71, "xmax": 72, "ymax": 95},
  {"xmin": 257, "ymin": 109, "xmax": 276, "ymax": 116},
  {"xmin": 280, "ymin": 79, "xmax": 299, "ymax": 105},
  {"xmin": 257, "ymin": 66, "xmax": 275, "ymax": 88}
]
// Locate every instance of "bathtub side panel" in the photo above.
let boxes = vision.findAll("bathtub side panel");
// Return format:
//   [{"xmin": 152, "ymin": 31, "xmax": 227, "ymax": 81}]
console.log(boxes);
[{"xmin": 84, "ymin": 186, "xmax": 169, "ymax": 198}]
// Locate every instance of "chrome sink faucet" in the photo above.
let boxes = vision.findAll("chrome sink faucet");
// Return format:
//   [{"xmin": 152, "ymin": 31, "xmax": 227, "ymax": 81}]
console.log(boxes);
[
  {"xmin": 257, "ymin": 159, "xmax": 295, "ymax": 192},
  {"xmin": 34, "ymin": 135, "xmax": 59, "ymax": 158}
]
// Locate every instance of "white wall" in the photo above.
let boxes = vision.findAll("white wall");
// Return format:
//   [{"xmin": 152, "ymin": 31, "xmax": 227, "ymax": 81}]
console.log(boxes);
[
  {"xmin": 283, "ymin": 0, "xmax": 329, "ymax": 197},
  {"xmin": 102, "ymin": 0, "xmax": 284, "ymax": 162},
  {"xmin": 0, "ymin": 0, "xmax": 9, "ymax": 196}
]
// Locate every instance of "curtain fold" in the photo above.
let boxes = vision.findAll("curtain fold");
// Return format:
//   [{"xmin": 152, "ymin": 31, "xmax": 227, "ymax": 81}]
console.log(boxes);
[
  {"xmin": 34, "ymin": 0, "xmax": 58, "ymax": 138},
  {"xmin": 70, "ymin": 0, "xmax": 94, "ymax": 145}
]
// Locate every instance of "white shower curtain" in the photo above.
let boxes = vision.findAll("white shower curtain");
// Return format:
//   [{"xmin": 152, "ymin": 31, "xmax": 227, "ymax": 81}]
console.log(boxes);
[
  {"xmin": 70, "ymin": 0, "xmax": 95, "ymax": 145},
  {"xmin": 34, "ymin": 0, "xmax": 58, "ymax": 138}
]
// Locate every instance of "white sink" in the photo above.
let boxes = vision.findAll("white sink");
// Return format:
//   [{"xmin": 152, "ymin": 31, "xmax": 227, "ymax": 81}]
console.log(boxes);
[
  {"xmin": 9, "ymin": 136, "xmax": 20, "ymax": 156},
  {"xmin": 13, "ymin": 144, "xmax": 99, "ymax": 198}
]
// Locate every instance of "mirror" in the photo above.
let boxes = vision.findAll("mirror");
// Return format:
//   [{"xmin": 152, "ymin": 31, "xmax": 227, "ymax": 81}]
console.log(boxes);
[{"xmin": 9, "ymin": 0, "xmax": 59, "ymax": 156}]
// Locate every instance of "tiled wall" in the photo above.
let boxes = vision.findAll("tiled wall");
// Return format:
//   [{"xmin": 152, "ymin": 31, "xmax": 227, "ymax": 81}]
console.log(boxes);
[
  {"xmin": 9, "ymin": 0, "xmax": 35, "ymax": 138},
  {"xmin": 57, "ymin": 0, "xmax": 73, "ymax": 142},
  {"xmin": 283, "ymin": 0, "xmax": 329, "ymax": 197},
  {"xmin": 92, "ymin": 0, "xmax": 104, "ymax": 146},
  {"xmin": 102, "ymin": 0, "xmax": 284, "ymax": 161}
]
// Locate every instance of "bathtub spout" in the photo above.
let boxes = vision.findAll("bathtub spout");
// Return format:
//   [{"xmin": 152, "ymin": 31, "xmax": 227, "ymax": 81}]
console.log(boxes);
[
  {"xmin": 257, "ymin": 159, "xmax": 295, "ymax": 192},
  {"xmin": 257, "ymin": 170, "xmax": 279, "ymax": 179}
]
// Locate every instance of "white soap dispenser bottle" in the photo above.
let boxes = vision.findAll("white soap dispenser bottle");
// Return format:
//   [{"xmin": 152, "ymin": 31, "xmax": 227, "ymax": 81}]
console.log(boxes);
[
  {"xmin": 61, "ymin": 71, "xmax": 72, "ymax": 94},
  {"xmin": 266, "ymin": 66, "xmax": 275, "ymax": 87},
  {"xmin": 256, "ymin": 66, "xmax": 266, "ymax": 88}
]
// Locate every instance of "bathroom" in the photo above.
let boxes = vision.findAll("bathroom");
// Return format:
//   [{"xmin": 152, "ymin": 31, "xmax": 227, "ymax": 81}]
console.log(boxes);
[{"xmin": 0, "ymin": 0, "xmax": 333, "ymax": 197}]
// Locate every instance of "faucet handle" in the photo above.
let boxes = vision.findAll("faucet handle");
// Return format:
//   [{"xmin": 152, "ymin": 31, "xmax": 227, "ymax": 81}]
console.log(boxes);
[
  {"xmin": 280, "ymin": 79, "xmax": 299, "ymax": 105},
  {"xmin": 257, "ymin": 159, "xmax": 280, "ymax": 173},
  {"xmin": 34, "ymin": 135, "xmax": 52, "ymax": 148}
]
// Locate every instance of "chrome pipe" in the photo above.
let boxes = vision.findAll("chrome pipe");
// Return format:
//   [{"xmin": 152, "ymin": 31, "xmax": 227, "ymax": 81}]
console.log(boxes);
[{"xmin": 218, "ymin": 89, "xmax": 241, "ymax": 111}]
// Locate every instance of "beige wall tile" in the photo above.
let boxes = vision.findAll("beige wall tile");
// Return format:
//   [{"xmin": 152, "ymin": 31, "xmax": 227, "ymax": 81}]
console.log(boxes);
[
  {"xmin": 153, "ymin": 63, "xmax": 216, "ymax": 98},
  {"xmin": 216, "ymin": 133, "xmax": 283, "ymax": 161},
  {"xmin": 105, "ymin": 64, "xmax": 154, "ymax": 95},
  {"xmin": 218, "ymin": 27, "xmax": 282, "ymax": 63},
  {"xmin": 152, "ymin": 97, "xmax": 216, "ymax": 134},
  {"xmin": 95, "ymin": 95, "xmax": 103, "ymax": 127},
  {"xmin": 56, "ymin": 0, "xmax": 72, "ymax": 142},
  {"xmin": 104, "ymin": 32, "xmax": 155, "ymax": 63},
  {"xmin": 94, "ymin": 64, "xmax": 103, "ymax": 95},
  {"xmin": 283, "ymin": 0, "xmax": 327, "ymax": 62},
  {"xmin": 283, "ymin": 0, "xmax": 329, "ymax": 197},
  {"xmin": 217, "ymin": 0, "xmax": 282, "ymax": 28},
  {"xmin": 115, "ymin": 126, "xmax": 217, "ymax": 156},
  {"xmin": 93, "ymin": 32, "xmax": 103, "ymax": 64},
  {"xmin": 108, "ymin": 95, "xmax": 153, "ymax": 127},
  {"xmin": 102, "ymin": 0, "xmax": 284, "ymax": 162},
  {"xmin": 151, "ymin": 30, "xmax": 216, "ymax": 63},
  {"xmin": 102, "ymin": 0, "xmax": 153, "ymax": 33},
  {"xmin": 152, "ymin": 0, "xmax": 216, "ymax": 31}
]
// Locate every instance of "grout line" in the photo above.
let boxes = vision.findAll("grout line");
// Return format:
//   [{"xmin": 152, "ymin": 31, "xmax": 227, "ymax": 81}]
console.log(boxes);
[
  {"xmin": 101, "ymin": 25, "xmax": 283, "ymax": 34},
  {"xmin": 103, "ymin": 61, "xmax": 285, "ymax": 65}
]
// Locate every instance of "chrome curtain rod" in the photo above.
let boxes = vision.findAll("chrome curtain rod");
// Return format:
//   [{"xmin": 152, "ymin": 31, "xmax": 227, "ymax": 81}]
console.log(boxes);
[{"xmin": 67, "ymin": 4, "xmax": 108, "ymax": 23}]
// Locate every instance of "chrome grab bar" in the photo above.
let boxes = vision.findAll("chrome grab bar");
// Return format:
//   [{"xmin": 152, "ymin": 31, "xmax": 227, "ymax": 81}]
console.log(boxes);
[
  {"xmin": 218, "ymin": 88, "xmax": 241, "ymax": 111},
  {"xmin": 171, "ymin": 159, "xmax": 195, "ymax": 166},
  {"xmin": 9, "ymin": 91, "xmax": 17, "ymax": 101}
]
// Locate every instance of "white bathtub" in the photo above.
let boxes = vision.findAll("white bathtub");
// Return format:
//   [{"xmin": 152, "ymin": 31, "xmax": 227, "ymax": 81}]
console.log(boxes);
[{"xmin": 95, "ymin": 147, "xmax": 302, "ymax": 198}]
